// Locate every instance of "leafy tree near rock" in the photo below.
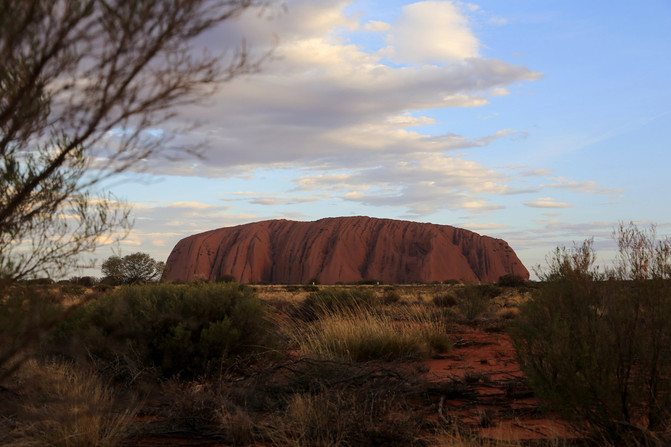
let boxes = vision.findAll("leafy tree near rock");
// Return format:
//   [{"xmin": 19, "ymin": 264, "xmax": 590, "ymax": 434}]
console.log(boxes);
[{"xmin": 102, "ymin": 252, "xmax": 164, "ymax": 285}]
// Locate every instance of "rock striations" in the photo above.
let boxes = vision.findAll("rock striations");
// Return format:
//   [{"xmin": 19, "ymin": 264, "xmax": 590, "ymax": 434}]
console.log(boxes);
[{"xmin": 162, "ymin": 216, "xmax": 528, "ymax": 284}]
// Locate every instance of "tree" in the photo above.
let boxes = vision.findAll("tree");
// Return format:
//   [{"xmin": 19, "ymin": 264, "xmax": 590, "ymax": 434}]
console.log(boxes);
[
  {"xmin": 101, "ymin": 252, "xmax": 164, "ymax": 284},
  {"xmin": 0, "ymin": 0, "xmax": 274, "ymax": 282}
]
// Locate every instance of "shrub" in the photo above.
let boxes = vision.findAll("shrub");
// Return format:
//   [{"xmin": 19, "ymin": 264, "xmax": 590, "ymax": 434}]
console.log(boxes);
[
  {"xmin": 55, "ymin": 283, "xmax": 275, "ymax": 379},
  {"xmin": 60, "ymin": 283, "xmax": 87, "ymax": 296},
  {"xmin": 442, "ymin": 279, "xmax": 460, "ymax": 285},
  {"xmin": 216, "ymin": 274, "xmax": 236, "ymax": 283},
  {"xmin": 0, "ymin": 287, "xmax": 64, "ymax": 382},
  {"xmin": 1, "ymin": 359, "xmax": 135, "ymax": 447},
  {"xmin": 381, "ymin": 287, "xmax": 402, "ymax": 304},
  {"xmin": 497, "ymin": 274, "xmax": 526, "ymax": 288},
  {"xmin": 509, "ymin": 224, "xmax": 671, "ymax": 443},
  {"xmin": 294, "ymin": 288, "xmax": 380, "ymax": 321},
  {"xmin": 432, "ymin": 293, "xmax": 457, "ymax": 308},
  {"xmin": 454, "ymin": 284, "xmax": 498, "ymax": 320},
  {"xmin": 291, "ymin": 306, "xmax": 451, "ymax": 362}
]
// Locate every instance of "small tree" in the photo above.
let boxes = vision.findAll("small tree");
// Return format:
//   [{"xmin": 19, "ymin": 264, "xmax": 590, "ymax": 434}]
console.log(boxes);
[
  {"xmin": 510, "ymin": 223, "xmax": 671, "ymax": 443},
  {"xmin": 102, "ymin": 252, "xmax": 164, "ymax": 285}
]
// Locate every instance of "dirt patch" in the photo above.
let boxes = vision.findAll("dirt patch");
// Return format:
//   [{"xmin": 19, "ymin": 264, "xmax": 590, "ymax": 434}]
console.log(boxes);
[{"xmin": 424, "ymin": 327, "xmax": 577, "ymax": 441}]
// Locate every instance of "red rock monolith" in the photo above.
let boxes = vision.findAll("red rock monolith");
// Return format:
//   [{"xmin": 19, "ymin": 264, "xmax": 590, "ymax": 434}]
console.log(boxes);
[{"xmin": 162, "ymin": 216, "xmax": 528, "ymax": 284}]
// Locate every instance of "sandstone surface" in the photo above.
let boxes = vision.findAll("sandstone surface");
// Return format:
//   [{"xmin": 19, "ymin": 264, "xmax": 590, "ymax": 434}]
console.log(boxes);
[{"xmin": 162, "ymin": 216, "xmax": 528, "ymax": 284}]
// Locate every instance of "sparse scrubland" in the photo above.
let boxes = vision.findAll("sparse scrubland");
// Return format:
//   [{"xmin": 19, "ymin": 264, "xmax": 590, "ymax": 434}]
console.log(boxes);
[{"xmin": 1, "ymin": 227, "xmax": 670, "ymax": 446}]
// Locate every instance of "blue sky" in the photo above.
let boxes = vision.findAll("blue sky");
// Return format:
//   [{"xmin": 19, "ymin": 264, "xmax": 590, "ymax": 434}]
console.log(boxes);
[{"xmin": 93, "ymin": 0, "xmax": 671, "ymax": 278}]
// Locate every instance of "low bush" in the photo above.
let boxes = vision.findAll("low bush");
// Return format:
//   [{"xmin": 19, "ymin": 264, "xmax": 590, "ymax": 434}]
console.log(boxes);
[
  {"xmin": 0, "ymin": 359, "xmax": 135, "ymax": 447},
  {"xmin": 432, "ymin": 293, "xmax": 457, "ymax": 308},
  {"xmin": 510, "ymin": 224, "xmax": 671, "ymax": 444},
  {"xmin": 294, "ymin": 288, "xmax": 380, "ymax": 321},
  {"xmin": 454, "ymin": 284, "xmax": 498, "ymax": 320},
  {"xmin": 381, "ymin": 287, "xmax": 402, "ymax": 304},
  {"xmin": 290, "ymin": 306, "xmax": 451, "ymax": 362},
  {"xmin": 54, "ymin": 282, "xmax": 275, "ymax": 379},
  {"xmin": 497, "ymin": 274, "xmax": 526, "ymax": 288},
  {"xmin": 0, "ymin": 286, "xmax": 64, "ymax": 381}
]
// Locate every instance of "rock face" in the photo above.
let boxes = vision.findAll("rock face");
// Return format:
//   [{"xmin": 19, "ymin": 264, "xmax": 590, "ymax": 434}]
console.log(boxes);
[{"xmin": 162, "ymin": 216, "xmax": 529, "ymax": 284}]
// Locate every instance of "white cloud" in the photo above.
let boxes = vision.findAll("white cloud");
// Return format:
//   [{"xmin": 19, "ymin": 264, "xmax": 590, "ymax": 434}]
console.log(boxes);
[
  {"xmin": 94, "ymin": 1, "xmax": 544, "ymax": 227},
  {"xmin": 137, "ymin": 0, "xmax": 540, "ymax": 179},
  {"xmin": 460, "ymin": 221, "xmax": 508, "ymax": 230},
  {"xmin": 295, "ymin": 153, "xmax": 526, "ymax": 216},
  {"xmin": 547, "ymin": 177, "xmax": 624, "ymax": 195},
  {"xmin": 525, "ymin": 197, "xmax": 573, "ymax": 209},
  {"xmin": 364, "ymin": 20, "xmax": 391, "ymax": 32},
  {"xmin": 386, "ymin": 1, "xmax": 480, "ymax": 64}
]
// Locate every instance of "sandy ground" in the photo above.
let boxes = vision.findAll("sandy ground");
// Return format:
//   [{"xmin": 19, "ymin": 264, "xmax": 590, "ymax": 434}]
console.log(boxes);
[{"xmin": 424, "ymin": 327, "xmax": 577, "ymax": 442}]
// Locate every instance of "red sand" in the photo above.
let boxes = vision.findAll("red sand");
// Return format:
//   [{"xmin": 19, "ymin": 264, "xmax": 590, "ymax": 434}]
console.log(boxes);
[{"xmin": 425, "ymin": 328, "xmax": 577, "ymax": 441}]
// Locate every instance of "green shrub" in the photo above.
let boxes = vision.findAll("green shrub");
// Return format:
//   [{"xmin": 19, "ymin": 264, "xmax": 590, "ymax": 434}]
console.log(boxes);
[
  {"xmin": 93, "ymin": 283, "xmax": 114, "ymax": 293},
  {"xmin": 442, "ymin": 279, "xmax": 460, "ymax": 285},
  {"xmin": 294, "ymin": 288, "xmax": 380, "ymax": 321},
  {"xmin": 454, "ymin": 284, "xmax": 498, "ymax": 320},
  {"xmin": 381, "ymin": 287, "xmax": 402, "ymax": 304},
  {"xmin": 497, "ymin": 274, "xmax": 526, "ymax": 288},
  {"xmin": 60, "ymin": 283, "xmax": 87, "ymax": 296},
  {"xmin": 509, "ymin": 225, "xmax": 671, "ymax": 443},
  {"xmin": 0, "ymin": 287, "xmax": 63, "ymax": 380},
  {"xmin": 55, "ymin": 283, "xmax": 274, "ymax": 379},
  {"xmin": 216, "ymin": 274, "xmax": 236, "ymax": 283},
  {"xmin": 432, "ymin": 293, "xmax": 457, "ymax": 308}
]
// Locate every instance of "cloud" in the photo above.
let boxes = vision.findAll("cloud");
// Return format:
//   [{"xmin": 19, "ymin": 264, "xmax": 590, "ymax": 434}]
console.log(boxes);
[
  {"xmin": 364, "ymin": 20, "xmax": 391, "ymax": 32},
  {"xmin": 459, "ymin": 221, "xmax": 508, "ymax": 231},
  {"xmin": 547, "ymin": 177, "xmax": 624, "ymax": 195},
  {"xmin": 519, "ymin": 168, "xmax": 553, "ymax": 177},
  {"xmin": 135, "ymin": 0, "xmax": 540, "ymax": 177},
  {"xmin": 385, "ymin": 1, "xmax": 480, "ymax": 64},
  {"xmin": 525, "ymin": 197, "xmax": 573, "ymax": 208},
  {"xmin": 295, "ymin": 153, "xmax": 524, "ymax": 216},
  {"xmin": 95, "ymin": 1, "xmax": 544, "ymax": 223}
]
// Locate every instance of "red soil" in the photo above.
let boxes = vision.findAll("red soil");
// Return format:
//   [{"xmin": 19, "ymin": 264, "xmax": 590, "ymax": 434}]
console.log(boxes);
[{"xmin": 425, "ymin": 327, "xmax": 577, "ymax": 441}]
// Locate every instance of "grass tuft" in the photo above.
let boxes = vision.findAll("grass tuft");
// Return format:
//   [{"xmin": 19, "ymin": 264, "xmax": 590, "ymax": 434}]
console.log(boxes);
[{"xmin": 290, "ymin": 304, "xmax": 451, "ymax": 362}]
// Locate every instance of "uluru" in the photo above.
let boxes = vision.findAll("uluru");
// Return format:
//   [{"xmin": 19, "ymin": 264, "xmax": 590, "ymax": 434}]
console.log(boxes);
[{"xmin": 162, "ymin": 216, "xmax": 528, "ymax": 284}]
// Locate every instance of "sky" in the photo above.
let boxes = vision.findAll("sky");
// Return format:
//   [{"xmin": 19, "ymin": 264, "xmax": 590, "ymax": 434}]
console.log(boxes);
[{"xmin": 89, "ymin": 0, "xmax": 671, "ymax": 279}]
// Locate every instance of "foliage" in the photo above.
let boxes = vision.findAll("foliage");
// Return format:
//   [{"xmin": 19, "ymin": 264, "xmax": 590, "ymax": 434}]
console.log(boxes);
[
  {"xmin": 432, "ymin": 293, "xmax": 458, "ymax": 308},
  {"xmin": 101, "ymin": 252, "xmax": 164, "ymax": 285},
  {"xmin": 381, "ymin": 287, "xmax": 402, "ymax": 304},
  {"xmin": 55, "ymin": 282, "xmax": 275, "ymax": 378},
  {"xmin": 294, "ymin": 288, "xmax": 380, "ymax": 321},
  {"xmin": 455, "ymin": 284, "xmax": 500, "ymax": 320},
  {"xmin": 0, "ymin": 0, "xmax": 276, "ymax": 377},
  {"xmin": 290, "ymin": 305, "xmax": 451, "ymax": 362},
  {"xmin": 216, "ymin": 274, "xmax": 237, "ymax": 283},
  {"xmin": 509, "ymin": 223, "xmax": 671, "ymax": 443},
  {"xmin": 0, "ymin": 359, "xmax": 135, "ymax": 447},
  {"xmin": 497, "ymin": 274, "xmax": 527, "ymax": 287},
  {"xmin": 0, "ymin": 285, "xmax": 64, "ymax": 382}
]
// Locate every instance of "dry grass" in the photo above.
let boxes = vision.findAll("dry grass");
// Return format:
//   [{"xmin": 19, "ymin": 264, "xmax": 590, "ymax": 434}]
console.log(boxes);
[
  {"xmin": 289, "ymin": 304, "xmax": 452, "ymax": 362},
  {"xmin": 0, "ymin": 359, "xmax": 136, "ymax": 447}
]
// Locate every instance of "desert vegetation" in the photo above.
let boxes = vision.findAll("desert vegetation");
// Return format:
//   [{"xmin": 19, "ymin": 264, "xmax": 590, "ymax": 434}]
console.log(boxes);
[
  {"xmin": 2, "ymin": 234, "xmax": 671, "ymax": 446},
  {"xmin": 0, "ymin": 277, "xmax": 541, "ymax": 446},
  {"xmin": 510, "ymin": 223, "xmax": 671, "ymax": 445}
]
